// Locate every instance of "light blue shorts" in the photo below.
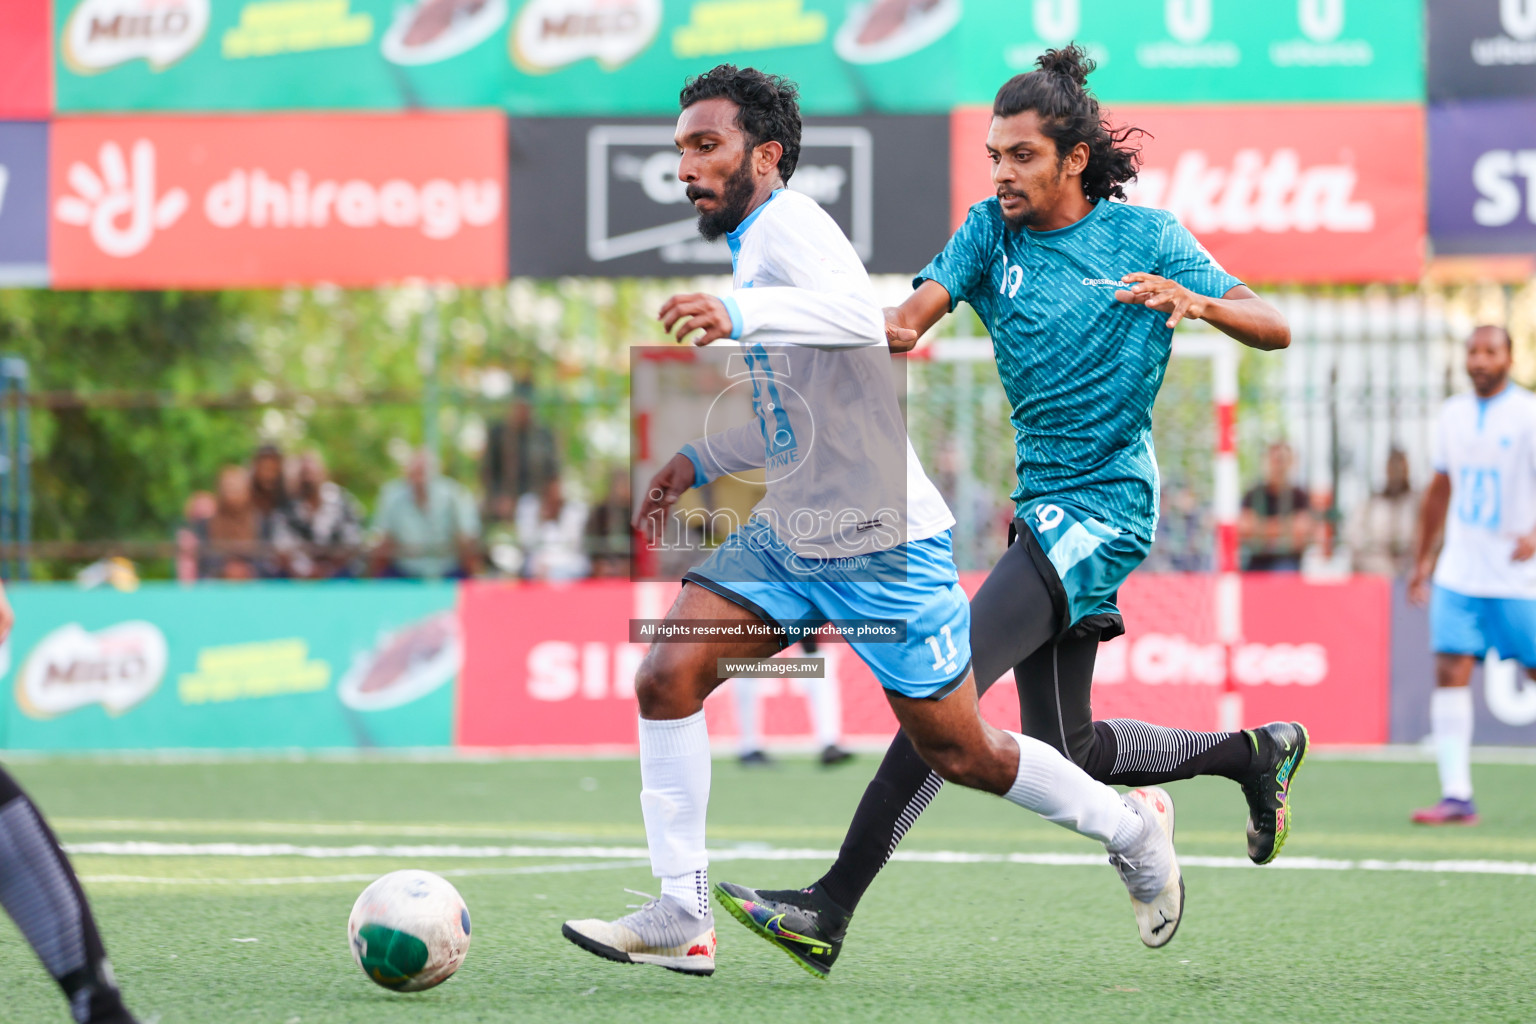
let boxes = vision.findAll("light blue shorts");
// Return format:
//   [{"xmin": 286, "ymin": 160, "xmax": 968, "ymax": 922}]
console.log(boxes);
[
  {"xmin": 684, "ymin": 519, "xmax": 972, "ymax": 699},
  {"xmin": 1430, "ymin": 585, "xmax": 1536, "ymax": 665}
]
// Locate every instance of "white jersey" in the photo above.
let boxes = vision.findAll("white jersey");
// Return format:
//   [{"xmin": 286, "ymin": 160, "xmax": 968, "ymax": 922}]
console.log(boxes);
[
  {"xmin": 1431, "ymin": 384, "xmax": 1536, "ymax": 599},
  {"xmin": 681, "ymin": 188, "xmax": 954, "ymax": 558}
]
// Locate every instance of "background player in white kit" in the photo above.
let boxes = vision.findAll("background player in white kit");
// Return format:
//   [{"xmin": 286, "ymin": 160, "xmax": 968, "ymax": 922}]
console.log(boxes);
[
  {"xmin": 560, "ymin": 65, "xmax": 1185, "ymax": 977},
  {"xmin": 732, "ymin": 630, "xmax": 853, "ymax": 767},
  {"xmin": 1408, "ymin": 325, "xmax": 1536, "ymax": 825}
]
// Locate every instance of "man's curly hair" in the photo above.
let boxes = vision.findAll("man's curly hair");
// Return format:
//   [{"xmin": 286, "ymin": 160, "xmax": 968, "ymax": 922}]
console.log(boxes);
[
  {"xmin": 680, "ymin": 65, "xmax": 802, "ymax": 181},
  {"xmin": 994, "ymin": 44, "xmax": 1144, "ymax": 201}
]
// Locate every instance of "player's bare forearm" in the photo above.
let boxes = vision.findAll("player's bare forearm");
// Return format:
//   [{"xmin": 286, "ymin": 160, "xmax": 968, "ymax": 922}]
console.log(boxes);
[
  {"xmin": 885, "ymin": 280, "xmax": 952, "ymax": 352},
  {"xmin": 1116, "ymin": 276, "xmax": 1289, "ymax": 350},
  {"xmin": 1409, "ymin": 473, "xmax": 1452, "ymax": 600},
  {"xmin": 1195, "ymin": 287, "xmax": 1290, "ymax": 351},
  {"xmin": 634, "ymin": 452, "xmax": 698, "ymax": 539}
]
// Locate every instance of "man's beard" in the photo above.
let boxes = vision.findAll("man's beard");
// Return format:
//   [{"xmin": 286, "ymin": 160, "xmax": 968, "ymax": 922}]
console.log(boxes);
[
  {"xmin": 688, "ymin": 152, "xmax": 758, "ymax": 242},
  {"xmin": 999, "ymin": 165, "xmax": 1068, "ymax": 228}
]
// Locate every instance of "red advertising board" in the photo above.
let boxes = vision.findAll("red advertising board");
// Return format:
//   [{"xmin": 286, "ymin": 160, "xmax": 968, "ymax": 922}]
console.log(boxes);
[
  {"xmin": 50, "ymin": 114, "xmax": 506, "ymax": 288},
  {"xmin": 455, "ymin": 573, "xmax": 1390, "ymax": 751},
  {"xmin": 950, "ymin": 104, "xmax": 1425, "ymax": 284},
  {"xmin": 0, "ymin": 0, "xmax": 50, "ymax": 118}
]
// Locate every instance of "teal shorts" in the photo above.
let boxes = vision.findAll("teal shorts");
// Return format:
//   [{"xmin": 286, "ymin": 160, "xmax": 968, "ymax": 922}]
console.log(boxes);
[{"xmin": 1017, "ymin": 498, "xmax": 1152, "ymax": 630}]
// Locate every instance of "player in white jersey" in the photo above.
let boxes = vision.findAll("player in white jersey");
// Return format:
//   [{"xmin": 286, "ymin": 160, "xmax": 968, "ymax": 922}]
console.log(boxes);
[
  {"xmin": 1408, "ymin": 325, "xmax": 1536, "ymax": 824},
  {"xmin": 561, "ymin": 65, "xmax": 1186, "ymax": 977}
]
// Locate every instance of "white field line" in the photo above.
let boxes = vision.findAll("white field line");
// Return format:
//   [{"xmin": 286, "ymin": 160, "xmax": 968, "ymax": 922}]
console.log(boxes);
[
  {"xmin": 55, "ymin": 818, "xmax": 614, "ymax": 840},
  {"xmin": 10, "ymin": 744, "xmax": 1536, "ymax": 765},
  {"xmin": 63, "ymin": 841, "xmax": 1536, "ymax": 878},
  {"xmin": 80, "ymin": 860, "xmax": 651, "ymax": 887}
]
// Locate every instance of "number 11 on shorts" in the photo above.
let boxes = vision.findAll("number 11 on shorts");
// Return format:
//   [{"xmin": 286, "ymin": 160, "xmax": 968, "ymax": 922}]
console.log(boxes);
[{"xmin": 925, "ymin": 624, "xmax": 959, "ymax": 672}]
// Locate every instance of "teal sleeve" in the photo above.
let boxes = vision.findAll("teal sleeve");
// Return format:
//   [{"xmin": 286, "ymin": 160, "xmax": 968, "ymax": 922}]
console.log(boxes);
[
  {"xmin": 1157, "ymin": 216, "xmax": 1242, "ymax": 298},
  {"xmin": 913, "ymin": 203, "xmax": 995, "ymax": 311}
]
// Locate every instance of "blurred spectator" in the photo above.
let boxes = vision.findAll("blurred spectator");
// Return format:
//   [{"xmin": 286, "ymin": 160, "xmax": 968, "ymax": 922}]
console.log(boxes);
[
  {"xmin": 1345, "ymin": 447, "xmax": 1418, "ymax": 577},
  {"xmin": 176, "ymin": 490, "xmax": 215, "ymax": 584},
  {"xmin": 1240, "ymin": 442, "xmax": 1315, "ymax": 571},
  {"xmin": 371, "ymin": 449, "xmax": 481, "ymax": 579},
  {"xmin": 516, "ymin": 478, "xmax": 590, "ymax": 581},
  {"xmin": 195, "ymin": 465, "xmax": 264, "ymax": 580},
  {"xmin": 250, "ymin": 443, "xmax": 289, "ymax": 520},
  {"xmin": 482, "ymin": 395, "xmax": 558, "ymax": 523},
  {"xmin": 1148, "ymin": 484, "xmax": 1211, "ymax": 572},
  {"xmin": 277, "ymin": 451, "xmax": 365, "ymax": 579},
  {"xmin": 585, "ymin": 469, "xmax": 634, "ymax": 578}
]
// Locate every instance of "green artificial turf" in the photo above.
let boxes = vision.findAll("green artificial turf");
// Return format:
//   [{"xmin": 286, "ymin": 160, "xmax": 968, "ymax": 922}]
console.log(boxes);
[{"xmin": 0, "ymin": 754, "xmax": 1532, "ymax": 1023}]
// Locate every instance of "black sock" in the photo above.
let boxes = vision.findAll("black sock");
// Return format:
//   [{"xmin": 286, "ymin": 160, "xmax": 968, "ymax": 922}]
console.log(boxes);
[
  {"xmin": 814, "ymin": 730, "xmax": 942, "ymax": 915},
  {"xmin": 0, "ymin": 767, "xmax": 133, "ymax": 1024},
  {"xmin": 1095, "ymin": 720, "xmax": 1255, "ymax": 787}
]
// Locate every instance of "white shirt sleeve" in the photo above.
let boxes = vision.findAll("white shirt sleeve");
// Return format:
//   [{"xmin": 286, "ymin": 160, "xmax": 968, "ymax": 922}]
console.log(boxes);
[
  {"xmin": 680, "ymin": 422, "xmax": 765, "ymax": 485},
  {"xmin": 726, "ymin": 287, "xmax": 885, "ymax": 348},
  {"xmin": 720, "ymin": 195, "xmax": 885, "ymax": 349}
]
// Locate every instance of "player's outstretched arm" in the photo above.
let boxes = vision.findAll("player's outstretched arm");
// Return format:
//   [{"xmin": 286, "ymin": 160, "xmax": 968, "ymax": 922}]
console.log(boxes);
[
  {"xmin": 1116, "ymin": 276, "xmax": 1290, "ymax": 351},
  {"xmin": 884, "ymin": 280, "xmax": 953, "ymax": 353},
  {"xmin": 633, "ymin": 453, "xmax": 700, "ymax": 540},
  {"xmin": 1408, "ymin": 471, "xmax": 1452, "ymax": 605}
]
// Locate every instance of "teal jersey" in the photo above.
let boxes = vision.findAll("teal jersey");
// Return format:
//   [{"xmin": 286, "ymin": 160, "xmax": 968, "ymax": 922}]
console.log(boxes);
[{"xmin": 917, "ymin": 197, "xmax": 1241, "ymax": 541}]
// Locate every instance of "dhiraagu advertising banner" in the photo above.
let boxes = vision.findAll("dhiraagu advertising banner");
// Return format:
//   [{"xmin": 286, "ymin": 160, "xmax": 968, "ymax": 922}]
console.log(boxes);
[
  {"xmin": 52, "ymin": 0, "xmax": 1421, "ymax": 115},
  {"xmin": 0, "ymin": 583, "xmax": 461, "ymax": 751}
]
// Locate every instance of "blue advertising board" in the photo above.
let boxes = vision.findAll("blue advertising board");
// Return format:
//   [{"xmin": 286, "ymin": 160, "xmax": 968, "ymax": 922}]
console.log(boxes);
[
  {"xmin": 1429, "ymin": 98, "xmax": 1536, "ymax": 256},
  {"xmin": 0, "ymin": 121, "xmax": 49, "ymax": 286}
]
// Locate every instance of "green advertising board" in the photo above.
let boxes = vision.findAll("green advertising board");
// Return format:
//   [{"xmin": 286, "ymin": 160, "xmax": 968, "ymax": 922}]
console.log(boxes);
[
  {"xmin": 54, "ymin": 0, "xmax": 1421, "ymax": 115},
  {"xmin": 961, "ymin": 0, "xmax": 1422, "ymax": 104},
  {"xmin": 0, "ymin": 582, "xmax": 460, "ymax": 751}
]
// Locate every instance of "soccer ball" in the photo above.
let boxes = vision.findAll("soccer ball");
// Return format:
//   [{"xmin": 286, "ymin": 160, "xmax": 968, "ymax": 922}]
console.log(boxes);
[{"xmin": 347, "ymin": 870, "xmax": 471, "ymax": 992}]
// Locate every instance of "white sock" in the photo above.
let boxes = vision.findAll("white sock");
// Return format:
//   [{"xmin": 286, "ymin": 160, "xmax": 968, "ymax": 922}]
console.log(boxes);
[
  {"xmin": 797, "ymin": 675, "xmax": 842, "ymax": 749},
  {"xmin": 1001, "ymin": 731, "xmax": 1143, "ymax": 850},
  {"xmin": 731, "ymin": 679, "xmax": 762, "ymax": 755},
  {"xmin": 1431, "ymin": 686, "xmax": 1474, "ymax": 801},
  {"xmin": 638, "ymin": 712, "xmax": 712, "ymax": 919}
]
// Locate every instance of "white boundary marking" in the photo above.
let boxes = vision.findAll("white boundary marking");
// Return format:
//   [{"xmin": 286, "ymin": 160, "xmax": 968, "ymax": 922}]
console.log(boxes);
[
  {"xmin": 9, "ymin": 744, "xmax": 1536, "ymax": 765},
  {"xmin": 64, "ymin": 841, "xmax": 1536, "ymax": 879},
  {"xmin": 81, "ymin": 861, "xmax": 651, "ymax": 887}
]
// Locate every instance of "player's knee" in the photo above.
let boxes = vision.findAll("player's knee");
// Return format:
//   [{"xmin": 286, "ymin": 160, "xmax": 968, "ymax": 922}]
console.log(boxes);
[
  {"xmin": 633, "ymin": 650, "xmax": 708, "ymax": 717},
  {"xmin": 633, "ymin": 657, "xmax": 681, "ymax": 717}
]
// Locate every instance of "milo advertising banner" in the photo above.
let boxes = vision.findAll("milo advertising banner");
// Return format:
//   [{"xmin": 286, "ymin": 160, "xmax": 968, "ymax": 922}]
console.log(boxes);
[
  {"xmin": 53, "ymin": 0, "xmax": 1421, "ymax": 115},
  {"xmin": 0, "ymin": 583, "xmax": 461, "ymax": 751},
  {"xmin": 52, "ymin": 0, "xmax": 965, "ymax": 114}
]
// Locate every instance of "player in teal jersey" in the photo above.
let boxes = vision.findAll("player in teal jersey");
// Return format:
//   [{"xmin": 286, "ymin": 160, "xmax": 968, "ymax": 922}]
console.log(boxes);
[{"xmin": 715, "ymin": 46, "xmax": 1307, "ymax": 978}]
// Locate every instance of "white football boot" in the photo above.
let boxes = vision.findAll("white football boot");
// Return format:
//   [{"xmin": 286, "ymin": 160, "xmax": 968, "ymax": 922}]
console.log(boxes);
[
  {"xmin": 562, "ymin": 893, "xmax": 717, "ymax": 976},
  {"xmin": 1108, "ymin": 786, "xmax": 1185, "ymax": 948}
]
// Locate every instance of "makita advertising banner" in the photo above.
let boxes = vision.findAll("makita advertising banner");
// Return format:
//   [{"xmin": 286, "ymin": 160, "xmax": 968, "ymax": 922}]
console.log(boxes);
[
  {"xmin": 1, "ymin": 583, "xmax": 459, "ymax": 752},
  {"xmin": 455, "ymin": 573, "xmax": 1390, "ymax": 751},
  {"xmin": 0, "ymin": 122, "xmax": 50, "ymax": 287},
  {"xmin": 52, "ymin": 0, "xmax": 1421, "ymax": 116},
  {"xmin": 49, "ymin": 114, "xmax": 506, "ymax": 288},
  {"xmin": 507, "ymin": 116, "xmax": 950, "ymax": 277},
  {"xmin": 952, "ymin": 103, "xmax": 1425, "ymax": 284},
  {"xmin": 1427, "ymin": 0, "xmax": 1536, "ymax": 100},
  {"xmin": 0, "ymin": 0, "xmax": 50, "ymax": 119},
  {"xmin": 1429, "ymin": 98, "xmax": 1536, "ymax": 255}
]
